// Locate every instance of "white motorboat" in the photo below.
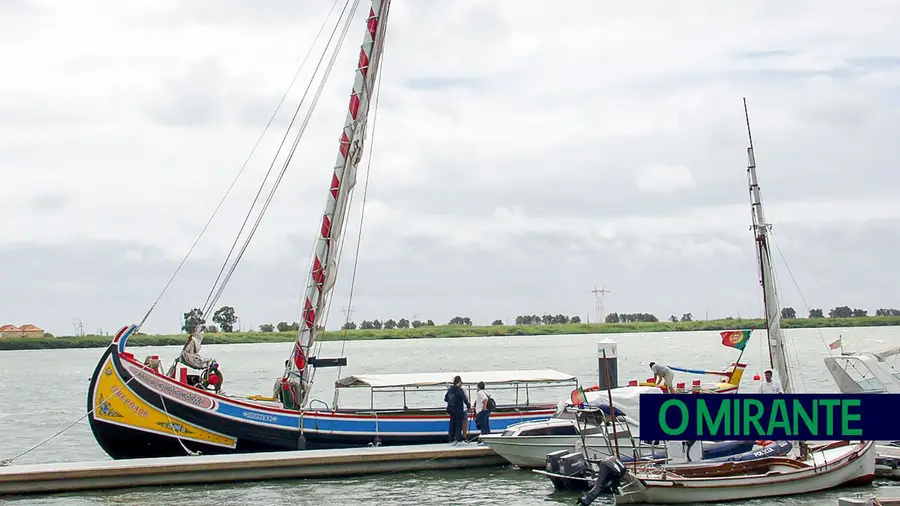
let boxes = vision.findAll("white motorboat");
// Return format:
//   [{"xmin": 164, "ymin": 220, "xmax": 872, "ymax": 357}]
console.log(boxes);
[
  {"xmin": 479, "ymin": 386, "xmax": 656, "ymax": 468},
  {"xmin": 825, "ymin": 344, "xmax": 900, "ymax": 394},
  {"xmin": 824, "ymin": 344, "xmax": 900, "ymax": 478},
  {"xmin": 481, "ymin": 361, "xmax": 751, "ymax": 469}
]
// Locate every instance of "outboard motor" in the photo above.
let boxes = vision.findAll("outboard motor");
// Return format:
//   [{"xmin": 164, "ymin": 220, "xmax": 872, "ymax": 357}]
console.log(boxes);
[{"xmin": 577, "ymin": 456, "xmax": 628, "ymax": 506}]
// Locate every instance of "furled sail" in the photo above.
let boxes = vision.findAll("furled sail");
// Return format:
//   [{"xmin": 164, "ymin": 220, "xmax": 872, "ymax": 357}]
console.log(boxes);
[{"xmin": 283, "ymin": 0, "xmax": 393, "ymax": 408}]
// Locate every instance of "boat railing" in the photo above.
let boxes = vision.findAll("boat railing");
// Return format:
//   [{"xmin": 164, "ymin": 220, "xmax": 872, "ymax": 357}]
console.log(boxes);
[
  {"xmin": 333, "ymin": 378, "xmax": 578, "ymax": 410},
  {"xmin": 571, "ymin": 407, "xmax": 669, "ymax": 474}
]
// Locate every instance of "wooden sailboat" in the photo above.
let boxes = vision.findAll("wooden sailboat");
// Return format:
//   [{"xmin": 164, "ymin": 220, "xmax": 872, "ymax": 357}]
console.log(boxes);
[
  {"xmin": 610, "ymin": 99, "xmax": 876, "ymax": 504},
  {"xmin": 85, "ymin": 0, "xmax": 573, "ymax": 460}
]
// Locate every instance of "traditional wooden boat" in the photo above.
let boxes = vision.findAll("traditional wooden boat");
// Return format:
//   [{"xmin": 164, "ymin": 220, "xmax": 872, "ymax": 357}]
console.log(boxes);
[
  {"xmin": 88, "ymin": 325, "xmax": 576, "ymax": 458},
  {"xmin": 614, "ymin": 440, "xmax": 876, "ymax": 504},
  {"xmin": 86, "ymin": 0, "xmax": 577, "ymax": 460}
]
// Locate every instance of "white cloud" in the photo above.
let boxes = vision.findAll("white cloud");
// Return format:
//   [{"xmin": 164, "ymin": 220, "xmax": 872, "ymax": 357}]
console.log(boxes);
[
  {"xmin": 635, "ymin": 164, "xmax": 696, "ymax": 193},
  {"xmin": 2, "ymin": 0, "xmax": 900, "ymax": 333}
]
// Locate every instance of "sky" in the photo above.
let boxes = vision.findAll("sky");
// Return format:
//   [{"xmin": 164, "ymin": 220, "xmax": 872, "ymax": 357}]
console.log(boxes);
[{"xmin": 2, "ymin": 0, "xmax": 900, "ymax": 336}]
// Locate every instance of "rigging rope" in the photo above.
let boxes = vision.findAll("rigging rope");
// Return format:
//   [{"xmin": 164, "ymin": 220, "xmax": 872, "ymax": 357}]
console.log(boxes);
[
  {"xmin": 765, "ymin": 253, "xmax": 807, "ymax": 392},
  {"xmin": 203, "ymin": 0, "xmax": 362, "ymax": 315},
  {"xmin": 136, "ymin": 0, "xmax": 346, "ymax": 332},
  {"xmin": 0, "ymin": 361, "xmax": 146, "ymax": 466},
  {"xmin": 0, "ymin": 5, "xmax": 353, "ymax": 465},
  {"xmin": 769, "ymin": 231, "xmax": 833, "ymax": 354},
  {"xmin": 159, "ymin": 394, "xmax": 202, "ymax": 456}
]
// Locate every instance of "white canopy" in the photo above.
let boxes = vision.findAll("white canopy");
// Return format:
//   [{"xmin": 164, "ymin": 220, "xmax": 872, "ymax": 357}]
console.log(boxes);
[{"xmin": 334, "ymin": 369, "xmax": 577, "ymax": 389}]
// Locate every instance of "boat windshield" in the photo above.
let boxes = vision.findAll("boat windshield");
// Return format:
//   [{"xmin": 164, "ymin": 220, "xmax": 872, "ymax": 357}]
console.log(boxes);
[{"xmin": 825, "ymin": 355, "xmax": 888, "ymax": 393}]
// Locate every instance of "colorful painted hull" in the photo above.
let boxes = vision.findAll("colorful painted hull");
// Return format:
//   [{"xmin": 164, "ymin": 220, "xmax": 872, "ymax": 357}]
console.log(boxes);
[{"xmin": 87, "ymin": 327, "xmax": 557, "ymax": 459}]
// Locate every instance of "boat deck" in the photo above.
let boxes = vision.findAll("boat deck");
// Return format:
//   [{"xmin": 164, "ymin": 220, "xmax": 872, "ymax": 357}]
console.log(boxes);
[{"xmin": 0, "ymin": 443, "xmax": 503, "ymax": 496}]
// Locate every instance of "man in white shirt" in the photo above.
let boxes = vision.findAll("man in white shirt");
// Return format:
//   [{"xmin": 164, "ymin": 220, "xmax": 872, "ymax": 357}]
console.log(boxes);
[
  {"xmin": 758, "ymin": 370, "xmax": 784, "ymax": 394},
  {"xmin": 474, "ymin": 381, "xmax": 491, "ymax": 435},
  {"xmin": 649, "ymin": 362, "xmax": 675, "ymax": 392}
]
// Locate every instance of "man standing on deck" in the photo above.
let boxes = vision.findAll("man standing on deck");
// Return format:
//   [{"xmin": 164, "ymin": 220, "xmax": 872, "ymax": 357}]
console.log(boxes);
[
  {"xmin": 444, "ymin": 375, "xmax": 470, "ymax": 445},
  {"xmin": 758, "ymin": 370, "xmax": 784, "ymax": 393},
  {"xmin": 649, "ymin": 362, "xmax": 675, "ymax": 392},
  {"xmin": 474, "ymin": 381, "xmax": 492, "ymax": 436}
]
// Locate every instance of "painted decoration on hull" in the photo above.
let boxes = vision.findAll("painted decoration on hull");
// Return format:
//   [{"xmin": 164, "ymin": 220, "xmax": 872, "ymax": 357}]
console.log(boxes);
[
  {"xmin": 92, "ymin": 356, "xmax": 237, "ymax": 448},
  {"xmin": 114, "ymin": 350, "xmax": 555, "ymax": 438}
]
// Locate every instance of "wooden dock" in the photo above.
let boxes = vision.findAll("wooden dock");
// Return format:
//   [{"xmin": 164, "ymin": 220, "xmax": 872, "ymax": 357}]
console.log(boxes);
[{"xmin": 0, "ymin": 443, "xmax": 505, "ymax": 496}]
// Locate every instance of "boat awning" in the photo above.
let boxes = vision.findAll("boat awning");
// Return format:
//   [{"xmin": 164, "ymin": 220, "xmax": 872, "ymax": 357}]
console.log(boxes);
[
  {"xmin": 334, "ymin": 369, "xmax": 577, "ymax": 389},
  {"xmin": 844, "ymin": 345, "xmax": 900, "ymax": 361},
  {"xmin": 869, "ymin": 345, "xmax": 900, "ymax": 361}
]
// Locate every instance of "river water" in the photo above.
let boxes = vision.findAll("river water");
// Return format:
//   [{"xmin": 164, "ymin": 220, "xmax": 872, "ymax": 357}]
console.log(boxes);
[{"xmin": 2, "ymin": 328, "xmax": 900, "ymax": 505}]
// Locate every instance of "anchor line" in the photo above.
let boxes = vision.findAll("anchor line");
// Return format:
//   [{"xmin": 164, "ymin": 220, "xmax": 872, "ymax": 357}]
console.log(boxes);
[
  {"xmin": 0, "ymin": 364, "xmax": 144, "ymax": 466},
  {"xmin": 200, "ymin": 0, "xmax": 359, "ymax": 317},
  {"xmin": 158, "ymin": 394, "xmax": 202, "ymax": 457}
]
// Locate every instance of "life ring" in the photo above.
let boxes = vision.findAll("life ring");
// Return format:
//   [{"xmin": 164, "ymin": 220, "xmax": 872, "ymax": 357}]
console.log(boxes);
[
  {"xmin": 584, "ymin": 385, "xmax": 601, "ymax": 392},
  {"xmin": 200, "ymin": 365, "xmax": 224, "ymax": 393}
]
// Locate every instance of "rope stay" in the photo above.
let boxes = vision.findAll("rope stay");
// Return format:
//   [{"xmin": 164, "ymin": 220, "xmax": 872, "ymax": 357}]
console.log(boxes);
[
  {"xmin": 1, "ymin": 3, "xmax": 354, "ymax": 466},
  {"xmin": 1, "ymin": 363, "xmax": 146, "ymax": 466},
  {"xmin": 202, "ymin": 0, "xmax": 361, "ymax": 318},
  {"xmin": 136, "ymin": 0, "xmax": 347, "ymax": 333}
]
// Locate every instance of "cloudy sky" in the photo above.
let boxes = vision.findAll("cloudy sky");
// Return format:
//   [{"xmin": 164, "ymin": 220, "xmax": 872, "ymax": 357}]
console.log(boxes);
[{"xmin": 2, "ymin": 0, "xmax": 899, "ymax": 336}]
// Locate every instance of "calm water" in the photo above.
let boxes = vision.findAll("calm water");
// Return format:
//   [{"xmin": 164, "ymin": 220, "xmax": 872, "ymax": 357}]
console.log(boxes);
[{"xmin": 2, "ymin": 328, "xmax": 900, "ymax": 505}]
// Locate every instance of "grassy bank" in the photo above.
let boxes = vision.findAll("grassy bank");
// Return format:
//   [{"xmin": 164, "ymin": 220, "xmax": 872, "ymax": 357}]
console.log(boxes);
[{"xmin": 2, "ymin": 316, "xmax": 899, "ymax": 351}]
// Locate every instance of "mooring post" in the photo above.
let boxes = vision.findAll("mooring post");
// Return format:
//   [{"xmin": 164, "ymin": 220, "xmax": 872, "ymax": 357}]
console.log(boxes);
[{"xmin": 597, "ymin": 337, "xmax": 618, "ymax": 390}]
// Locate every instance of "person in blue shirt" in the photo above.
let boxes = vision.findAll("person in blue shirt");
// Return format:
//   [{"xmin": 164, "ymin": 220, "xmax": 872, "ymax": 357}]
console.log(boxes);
[{"xmin": 444, "ymin": 375, "xmax": 470, "ymax": 445}]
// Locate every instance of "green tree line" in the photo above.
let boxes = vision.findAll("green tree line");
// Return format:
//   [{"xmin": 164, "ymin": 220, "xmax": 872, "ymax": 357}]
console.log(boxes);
[{"xmin": 182, "ymin": 305, "xmax": 900, "ymax": 334}]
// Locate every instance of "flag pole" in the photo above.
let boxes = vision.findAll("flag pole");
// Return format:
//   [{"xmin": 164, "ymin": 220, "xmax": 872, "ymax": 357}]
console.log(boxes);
[{"xmin": 727, "ymin": 327, "xmax": 753, "ymax": 391}]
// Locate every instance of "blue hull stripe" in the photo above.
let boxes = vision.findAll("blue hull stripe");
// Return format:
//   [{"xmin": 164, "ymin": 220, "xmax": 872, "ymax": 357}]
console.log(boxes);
[{"xmin": 212, "ymin": 399, "xmax": 550, "ymax": 434}]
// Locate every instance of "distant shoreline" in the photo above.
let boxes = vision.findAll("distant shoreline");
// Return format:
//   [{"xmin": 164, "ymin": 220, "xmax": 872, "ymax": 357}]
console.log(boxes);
[{"xmin": 1, "ymin": 316, "xmax": 896, "ymax": 351}]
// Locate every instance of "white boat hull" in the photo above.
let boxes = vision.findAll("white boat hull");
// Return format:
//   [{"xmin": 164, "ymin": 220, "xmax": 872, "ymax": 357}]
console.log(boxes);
[
  {"xmin": 480, "ymin": 434, "xmax": 638, "ymax": 468},
  {"xmin": 615, "ymin": 441, "xmax": 876, "ymax": 504}
]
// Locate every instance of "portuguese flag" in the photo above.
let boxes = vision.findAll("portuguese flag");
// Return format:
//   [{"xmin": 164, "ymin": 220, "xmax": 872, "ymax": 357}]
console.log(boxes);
[
  {"xmin": 570, "ymin": 386, "xmax": 587, "ymax": 406},
  {"xmin": 720, "ymin": 329, "xmax": 751, "ymax": 351}
]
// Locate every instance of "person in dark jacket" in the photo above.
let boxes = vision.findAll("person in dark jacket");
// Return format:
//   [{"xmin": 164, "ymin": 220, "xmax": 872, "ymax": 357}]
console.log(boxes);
[{"xmin": 444, "ymin": 375, "xmax": 470, "ymax": 444}]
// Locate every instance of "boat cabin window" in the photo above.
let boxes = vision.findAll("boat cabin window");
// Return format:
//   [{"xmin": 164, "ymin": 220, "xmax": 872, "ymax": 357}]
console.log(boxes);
[
  {"xmin": 516, "ymin": 425, "xmax": 579, "ymax": 437},
  {"xmin": 835, "ymin": 357, "xmax": 885, "ymax": 393}
]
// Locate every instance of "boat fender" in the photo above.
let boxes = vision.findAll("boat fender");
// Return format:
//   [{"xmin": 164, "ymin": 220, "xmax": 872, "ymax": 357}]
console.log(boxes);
[{"xmin": 297, "ymin": 432, "xmax": 307, "ymax": 450}]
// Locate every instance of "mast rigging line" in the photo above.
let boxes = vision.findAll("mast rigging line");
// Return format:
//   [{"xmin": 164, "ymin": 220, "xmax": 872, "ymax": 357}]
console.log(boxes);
[
  {"xmin": 134, "ymin": 0, "xmax": 347, "ymax": 332},
  {"xmin": 202, "ymin": 0, "xmax": 363, "ymax": 317},
  {"xmin": 769, "ymin": 231, "xmax": 834, "ymax": 352},
  {"xmin": 200, "ymin": 0, "xmax": 352, "ymax": 317}
]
